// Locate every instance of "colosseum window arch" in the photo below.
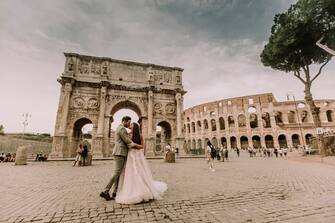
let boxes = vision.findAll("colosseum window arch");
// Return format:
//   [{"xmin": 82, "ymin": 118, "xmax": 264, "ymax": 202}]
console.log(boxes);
[
  {"xmin": 238, "ymin": 114, "xmax": 247, "ymax": 127},
  {"xmin": 191, "ymin": 122, "xmax": 196, "ymax": 133},
  {"xmin": 203, "ymin": 119, "xmax": 209, "ymax": 130},
  {"xmin": 197, "ymin": 139, "xmax": 202, "ymax": 150},
  {"xmin": 219, "ymin": 117, "xmax": 225, "ymax": 130},
  {"xmin": 221, "ymin": 137, "xmax": 227, "ymax": 148},
  {"xmin": 301, "ymin": 110, "xmax": 308, "ymax": 122},
  {"xmin": 250, "ymin": 113, "xmax": 258, "ymax": 128},
  {"xmin": 187, "ymin": 124, "xmax": 190, "ymax": 133},
  {"xmin": 197, "ymin": 120, "xmax": 202, "ymax": 131},
  {"xmin": 230, "ymin": 136, "xmax": 237, "ymax": 148},
  {"xmin": 327, "ymin": 110, "xmax": 333, "ymax": 122},
  {"xmin": 275, "ymin": 111, "xmax": 283, "ymax": 124},
  {"xmin": 240, "ymin": 136, "xmax": 248, "ymax": 149},
  {"xmin": 211, "ymin": 119, "xmax": 217, "ymax": 131},
  {"xmin": 265, "ymin": 135, "xmax": 274, "ymax": 148},
  {"xmin": 288, "ymin": 111, "xmax": 296, "ymax": 123},
  {"xmin": 211, "ymin": 137, "xmax": 218, "ymax": 148},
  {"xmin": 252, "ymin": 135, "xmax": 261, "ymax": 148},
  {"xmin": 192, "ymin": 139, "xmax": 196, "ymax": 150},
  {"xmin": 278, "ymin": 134, "xmax": 288, "ymax": 148},
  {"xmin": 305, "ymin": 134, "xmax": 313, "ymax": 145},
  {"xmin": 228, "ymin": 116, "xmax": 235, "ymax": 128},
  {"xmin": 262, "ymin": 112, "xmax": 271, "ymax": 128},
  {"xmin": 292, "ymin": 134, "xmax": 300, "ymax": 147}
]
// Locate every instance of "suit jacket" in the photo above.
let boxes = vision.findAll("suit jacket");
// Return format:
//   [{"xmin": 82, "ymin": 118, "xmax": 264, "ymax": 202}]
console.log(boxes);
[{"xmin": 112, "ymin": 124, "xmax": 133, "ymax": 157}]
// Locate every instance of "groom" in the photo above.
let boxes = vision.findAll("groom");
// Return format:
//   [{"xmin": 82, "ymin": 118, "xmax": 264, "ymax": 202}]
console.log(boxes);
[{"xmin": 100, "ymin": 116, "xmax": 133, "ymax": 201}]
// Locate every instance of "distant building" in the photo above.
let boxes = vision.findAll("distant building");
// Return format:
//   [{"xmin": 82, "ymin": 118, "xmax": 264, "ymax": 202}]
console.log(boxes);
[{"xmin": 183, "ymin": 93, "xmax": 335, "ymax": 153}]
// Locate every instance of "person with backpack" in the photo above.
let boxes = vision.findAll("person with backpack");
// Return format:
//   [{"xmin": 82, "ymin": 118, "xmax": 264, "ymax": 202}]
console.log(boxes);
[{"xmin": 206, "ymin": 141, "xmax": 216, "ymax": 172}]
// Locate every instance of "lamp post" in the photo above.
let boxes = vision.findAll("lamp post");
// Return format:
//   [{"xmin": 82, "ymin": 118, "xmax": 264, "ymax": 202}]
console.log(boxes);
[
  {"xmin": 287, "ymin": 93, "xmax": 306, "ymax": 151},
  {"xmin": 22, "ymin": 113, "xmax": 32, "ymax": 138}
]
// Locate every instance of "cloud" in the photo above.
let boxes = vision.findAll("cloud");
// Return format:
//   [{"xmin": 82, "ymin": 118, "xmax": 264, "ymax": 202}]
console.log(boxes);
[{"xmin": 1, "ymin": 0, "xmax": 334, "ymax": 134}]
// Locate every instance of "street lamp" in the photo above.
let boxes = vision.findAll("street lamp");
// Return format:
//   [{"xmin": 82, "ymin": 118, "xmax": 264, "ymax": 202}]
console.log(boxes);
[
  {"xmin": 286, "ymin": 93, "xmax": 306, "ymax": 151},
  {"xmin": 22, "ymin": 113, "xmax": 32, "ymax": 137}
]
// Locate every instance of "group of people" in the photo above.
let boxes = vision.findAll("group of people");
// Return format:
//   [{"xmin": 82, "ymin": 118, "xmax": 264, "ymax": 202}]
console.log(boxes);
[
  {"xmin": 0, "ymin": 152, "xmax": 16, "ymax": 162},
  {"xmin": 73, "ymin": 144, "xmax": 89, "ymax": 166},
  {"xmin": 99, "ymin": 116, "xmax": 167, "ymax": 204},
  {"xmin": 35, "ymin": 153, "xmax": 48, "ymax": 161},
  {"xmin": 205, "ymin": 141, "xmax": 229, "ymax": 172},
  {"xmin": 247, "ymin": 147, "xmax": 288, "ymax": 158}
]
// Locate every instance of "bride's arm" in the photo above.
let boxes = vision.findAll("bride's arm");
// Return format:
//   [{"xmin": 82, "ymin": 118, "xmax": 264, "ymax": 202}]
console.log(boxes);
[{"xmin": 127, "ymin": 142, "xmax": 143, "ymax": 150}]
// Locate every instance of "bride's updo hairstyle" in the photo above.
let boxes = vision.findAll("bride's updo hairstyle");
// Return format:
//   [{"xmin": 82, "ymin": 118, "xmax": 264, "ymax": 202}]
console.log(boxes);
[{"xmin": 132, "ymin": 123, "xmax": 141, "ymax": 145}]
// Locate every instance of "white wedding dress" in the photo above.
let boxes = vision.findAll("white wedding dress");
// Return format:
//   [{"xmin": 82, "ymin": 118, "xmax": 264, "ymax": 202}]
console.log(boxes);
[{"xmin": 115, "ymin": 149, "xmax": 167, "ymax": 204}]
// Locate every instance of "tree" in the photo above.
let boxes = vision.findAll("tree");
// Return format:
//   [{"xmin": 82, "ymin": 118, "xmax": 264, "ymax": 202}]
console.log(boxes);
[{"xmin": 261, "ymin": 0, "xmax": 335, "ymax": 128}]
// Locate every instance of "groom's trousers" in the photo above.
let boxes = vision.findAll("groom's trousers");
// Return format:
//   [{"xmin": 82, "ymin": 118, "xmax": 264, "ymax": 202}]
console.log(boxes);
[{"xmin": 104, "ymin": 155, "xmax": 126, "ymax": 193}]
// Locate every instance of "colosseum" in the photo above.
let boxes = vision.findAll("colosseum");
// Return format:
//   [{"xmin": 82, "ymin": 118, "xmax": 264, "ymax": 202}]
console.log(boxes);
[{"xmin": 183, "ymin": 93, "xmax": 335, "ymax": 154}]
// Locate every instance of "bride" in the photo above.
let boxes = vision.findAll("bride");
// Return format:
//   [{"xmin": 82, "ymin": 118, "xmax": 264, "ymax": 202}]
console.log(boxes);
[{"xmin": 115, "ymin": 122, "xmax": 167, "ymax": 204}]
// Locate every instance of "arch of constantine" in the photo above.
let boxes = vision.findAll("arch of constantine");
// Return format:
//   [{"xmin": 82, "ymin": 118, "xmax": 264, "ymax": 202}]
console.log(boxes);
[
  {"xmin": 184, "ymin": 93, "xmax": 335, "ymax": 153},
  {"xmin": 50, "ymin": 53, "xmax": 185, "ymax": 158}
]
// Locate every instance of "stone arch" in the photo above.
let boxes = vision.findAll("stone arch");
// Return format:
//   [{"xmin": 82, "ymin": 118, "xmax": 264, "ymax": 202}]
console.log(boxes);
[
  {"xmin": 187, "ymin": 139, "xmax": 191, "ymax": 151},
  {"xmin": 238, "ymin": 114, "xmax": 246, "ymax": 127},
  {"xmin": 327, "ymin": 110, "xmax": 333, "ymax": 122},
  {"xmin": 228, "ymin": 116, "xmax": 235, "ymax": 128},
  {"xmin": 197, "ymin": 120, "xmax": 202, "ymax": 131},
  {"xmin": 109, "ymin": 99, "xmax": 144, "ymax": 118},
  {"xmin": 249, "ymin": 113, "xmax": 258, "ymax": 128},
  {"xmin": 252, "ymin": 135, "xmax": 261, "ymax": 148},
  {"xmin": 187, "ymin": 124, "xmax": 191, "ymax": 133},
  {"xmin": 288, "ymin": 111, "xmax": 296, "ymax": 123},
  {"xmin": 265, "ymin": 135, "xmax": 274, "ymax": 148},
  {"xmin": 230, "ymin": 136, "xmax": 237, "ymax": 149},
  {"xmin": 70, "ymin": 117, "xmax": 94, "ymax": 157},
  {"xmin": 204, "ymin": 119, "xmax": 209, "ymax": 130},
  {"xmin": 278, "ymin": 134, "xmax": 288, "ymax": 148},
  {"xmin": 192, "ymin": 139, "xmax": 196, "ymax": 150},
  {"xmin": 197, "ymin": 139, "xmax": 202, "ymax": 150},
  {"xmin": 301, "ymin": 110, "xmax": 309, "ymax": 122},
  {"xmin": 212, "ymin": 137, "xmax": 218, "ymax": 148},
  {"xmin": 221, "ymin": 137, "xmax": 227, "ymax": 148},
  {"xmin": 50, "ymin": 53, "xmax": 185, "ymax": 159},
  {"xmin": 275, "ymin": 111, "xmax": 283, "ymax": 124},
  {"xmin": 305, "ymin": 134, "xmax": 313, "ymax": 145},
  {"xmin": 292, "ymin": 134, "xmax": 300, "ymax": 148},
  {"xmin": 156, "ymin": 121, "xmax": 172, "ymax": 154},
  {"xmin": 240, "ymin": 136, "xmax": 248, "ymax": 150},
  {"xmin": 219, "ymin": 117, "xmax": 225, "ymax": 130},
  {"xmin": 262, "ymin": 112, "xmax": 271, "ymax": 128},
  {"xmin": 211, "ymin": 119, "xmax": 217, "ymax": 131},
  {"xmin": 191, "ymin": 122, "xmax": 196, "ymax": 133}
]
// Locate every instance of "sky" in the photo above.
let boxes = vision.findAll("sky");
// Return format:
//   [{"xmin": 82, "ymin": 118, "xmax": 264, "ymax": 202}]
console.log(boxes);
[{"xmin": 1, "ymin": 0, "xmax": 334, "ymax": 134}]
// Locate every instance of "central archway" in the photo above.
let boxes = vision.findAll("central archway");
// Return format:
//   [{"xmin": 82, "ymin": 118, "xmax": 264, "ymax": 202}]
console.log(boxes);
[{"xmin": 108, "ymin": 100, "xmax": 143, "ymax": 156}]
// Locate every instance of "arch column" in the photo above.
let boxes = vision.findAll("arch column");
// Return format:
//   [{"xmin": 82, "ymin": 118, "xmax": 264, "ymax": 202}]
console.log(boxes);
[
  {"xmin": 175, "ymin": 92, "xmax": 185, "ymax": 155},
  {"xmin": 145, "ymin": 90, "xmax": 155, "ymax": 156},
  {"xmin": 50, "ymin": 81, "xmax": 72, "ymax": 159},
  {"xmin": 93, "ymin": 85, "xmax": 107, "ymax": 158}
]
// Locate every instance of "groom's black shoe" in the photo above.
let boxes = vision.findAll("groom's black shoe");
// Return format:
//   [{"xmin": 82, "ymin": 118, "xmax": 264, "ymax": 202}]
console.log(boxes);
[{"xmin": 100, "ymin": 191, "xmax": 113, "ymax": 201}]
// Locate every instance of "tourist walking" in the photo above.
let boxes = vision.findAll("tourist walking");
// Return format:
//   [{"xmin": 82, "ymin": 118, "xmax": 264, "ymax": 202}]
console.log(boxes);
[
  {"xmin": 219, "ymin": 147, "xmax": 225, "ymax": 162},
  {"xmin": 236, "ymin": 147, "xmax": 240, "ymax": 157},
  {"xmin": 283, "ymin": 147, "xmax": 288, "ymax": 156},
  {"xmin": 224, "ymin": 147, "xmax": 228, "ymax": 161},
  {"xmin": 206, "ymin": 141, "xmax": 216, "ymax": 172},
  {"xmin": 279, "ymin": 148, "xmax": 283, "ymax": 157},
  {"xmin": 274, "ymin": 148, "xmax": 278, "ymax": 157}
]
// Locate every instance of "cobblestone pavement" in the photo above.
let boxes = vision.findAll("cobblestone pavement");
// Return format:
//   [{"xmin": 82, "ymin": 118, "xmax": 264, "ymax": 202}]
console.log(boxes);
[{"xmin": 1, "ymin": 151, "xmax": 335, "ymax": 223}]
